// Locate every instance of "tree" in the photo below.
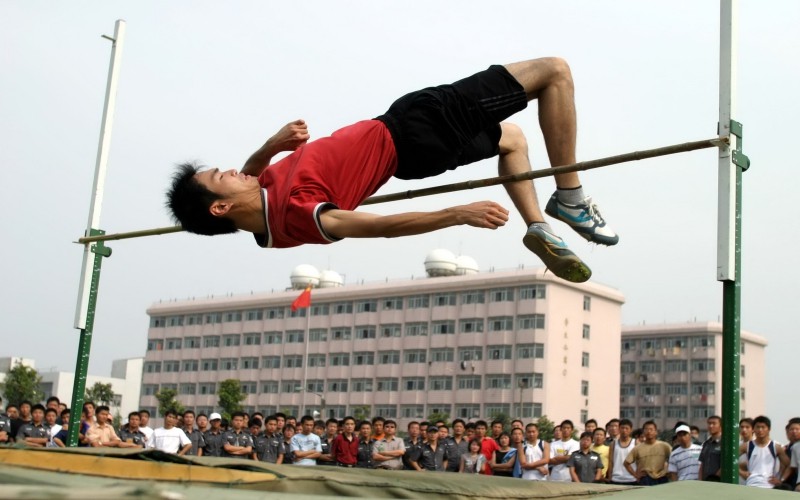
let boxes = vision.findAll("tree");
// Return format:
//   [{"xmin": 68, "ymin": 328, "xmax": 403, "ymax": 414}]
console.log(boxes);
[
  {"xmin": 1, "ymin": 361, "xmax": 43, "ymax": 405},
  {"xmin": 85, "ymin": 382, "xmax": 116, "ymax": 407},
  {"xmin": 487, "ymin": 411, "xmax": 511, "ymax": 432},
  {"xmin": 154, "ymin": 388, "xmax": 184, "ymax": 417},
  {"xmin": 535, "ymin": 415, "xmax": 557, "ymax": 442},
  {"xmin": 427, "ymin": 411, "xmax": 450, "ymax": 426},
  {"xmin": 217, "ymin": 379, "xmax": 245, "ymax": 420},
  {"xmin": 352, "ymin": 405, "xmax": 371, "ymax": 422}
]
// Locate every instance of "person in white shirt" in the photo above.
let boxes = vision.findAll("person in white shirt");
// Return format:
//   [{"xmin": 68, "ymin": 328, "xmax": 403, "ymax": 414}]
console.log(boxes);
[
  {"xmin": 549, "ymin": 419, "xmax": 579, "ymax": 482},
  {"xmin": 291, "ymin": 415, "xmax": 322, "ymax": 465},
  {"xmin": 519, "ymin": 423, "xmax": 549, "ymax": 480},
  {"xmin": 138, "ymin": 409, "xmax": 154, "ymax": 445},
  {"xmin": 740, "ymin": 415, "xmax": 789, "ymax": 488},
  {"xmin": 668, "ymin": 425, "xmax": 702, "ymax": 481},
  {"xmin": 147, "ymin": 410, "xmax": 192, "ymax": 455},
  {"xmin": 607, "ymin": 418, "xmax": 638, "ymax": 485}
]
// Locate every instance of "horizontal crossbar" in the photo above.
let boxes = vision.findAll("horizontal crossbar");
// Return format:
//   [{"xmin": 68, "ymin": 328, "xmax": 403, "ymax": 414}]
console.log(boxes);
[{"xmin": 76, "ymin": 137, "xmax": 724, "ymax": 244}]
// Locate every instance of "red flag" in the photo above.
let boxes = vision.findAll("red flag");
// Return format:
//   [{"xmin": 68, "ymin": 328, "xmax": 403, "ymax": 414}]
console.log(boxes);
[{"xmin": 291, "ymin": 285, "xmax": 312, "ymax": 311}]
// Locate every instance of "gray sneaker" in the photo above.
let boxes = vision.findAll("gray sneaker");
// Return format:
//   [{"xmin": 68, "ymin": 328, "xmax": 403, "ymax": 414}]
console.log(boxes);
[
  {"xmin": 523, "ymin": 225, "xmax": 592, "ymax": 283},
  {"xmin": 544, "ymin": 193, "xmax": 619, "ymax": 246}
]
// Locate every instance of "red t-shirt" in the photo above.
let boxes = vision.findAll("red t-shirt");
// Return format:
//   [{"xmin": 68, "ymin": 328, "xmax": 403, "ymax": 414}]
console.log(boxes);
[
  {"xmin": 255, "ymin": 120, "xmax": 397, "ymax": 248},
  {"xmin": 480, "ymin": 437, "xmax": 500, "ymax": 475},
  {"xmin": 331, "ymin": 433, "xmax": 359, "ymax": 465}
]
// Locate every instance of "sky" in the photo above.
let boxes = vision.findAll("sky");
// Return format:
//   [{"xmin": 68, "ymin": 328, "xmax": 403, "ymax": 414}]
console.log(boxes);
[{"xmin": 1, "ymin": 1, "xmax": 798, "ymax": 425}]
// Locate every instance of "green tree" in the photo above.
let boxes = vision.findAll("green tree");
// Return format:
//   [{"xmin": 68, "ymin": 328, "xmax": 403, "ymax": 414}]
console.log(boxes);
[
  {"xmin": 154, "ymin": 388, "xmax": 184, "ymax": 417},
  {"xmin": 1, "ymin": 362, "xmax": 43, "ymax": 405},
  {"xmin": 487, "ymin": 411, "xmax": 511, "ymax": 432},
  {"xmin": 217, "ymin": 379, "xmax": 245, "ymax": 420},
  {"xmin": 352, "ymin": 405, "xmax": 371, "ymax": 422},
  {"xmin": 427, "ymin": 411, "xmax": 450, "ymax": 426},
  {"xmin": 85, "ymin": 382, "xmax": 116, "ymax": 407},
  {"xmin": 535, "ymin": 415, "xmax": 556, "ymax": 441}
]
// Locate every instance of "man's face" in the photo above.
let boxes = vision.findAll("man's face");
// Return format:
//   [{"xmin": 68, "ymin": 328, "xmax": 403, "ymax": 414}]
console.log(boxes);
[
  {"xmin": 678, "ymin": 431, "xmax": 692, "ymax": 447},
  {"xmin": 511, "ymin": 428, "xmax": 524, "ymax": 445},
  {"xmin": 47, "ymin": 401, "xmax": 59, "ymax": 411},
  {"xmin": 740, "ymin": 423, "xmax": 753, "ymax": 441},
  {"xmin": 384, "ymin": 422, "xmax": 396, "ymax": 438},
  {"xmin": 620, "ymin": 424, "xmax": 632, "ymax": 439},
  {"xmin": 194, "ymin": 168, "xmax": 259, "ymax": 201},
  {"xmin": 607, "ymin": 421, "xmax": 619, "ymax": 437},
  {"xmin": 512, "ymin": 421, "xmax": 523, "ymax": 430},
  {"xmin": 184, "ymin": 414, "xmax": 195, "ymax": 428},
  {"xmin": 373, "ymin": 421, "xmax": 383, "ymax": 436},
  {"xmin": 283, "ymin": 427, "xmax": 294, "ymax": 440},
  {"xmin": 492, "ymin": 423, "xmax": 503, "ymax": 437},
  {"xmin": 439, "ymin": 427, "xmax": 449, "ymax": 440},
  {"xmin": 196, "ymin": 415, "xmax": 208, "ymax": 430},
  {"xmin": 287, "ymin": 418, "xmax": 297, "ymax": 427},
  {"xmin": 314, "ymin": 425, "xmax": 325, "ymax": 437},
  {"xmin": 419, "ymin": 424, "xmax": 428, "ymax": 435},
  {"xmin": 643, "ymin": 424, "xmax": 657, "ymax": 441},
  {"xmin": 553, "ymin": 426, "xmax": 562, "ymax": 440},
  {"xmin": 6, "ymin": 407, "xmax": 19, "ymax": 419},
  {"xmin": 129, "ymin": 414, "xmax": 140, "ymax": 430},
  {"xmin": 707, "ymin": 418, "xmax": 721, "ymax": 436},
  {"xmin": 164, "ymin": 414, "xmax": 176, "ymax": 429},
  {"xmin": 344, "ymin": 419, "xmax": 356, "ymax": 434},
  {"xmin": 211, "ymin": 418, "xmax": 221, "ymax": 430},
  {"xmin": 787, "ymin": 423, "xmax": 800, "ymax": 443},
  {"xmin": 585, "ymin": 422, "xmax": 597, "ymax": 433},
  {"xmin": 20, "ymin": 404, "xmax": 31, "ymax": 419},
  {"xmin": 526, "ymin": 426, "xmax": 539, "ymax": 443},
  {"xmin": 427, "ymin": 430, "xmax": 438, "ymax": 444},
  {"xmin": 45, "ymin": 411, "xmax": 57, "ymax": 426},
  {"xmin": 83, "ymin": 404, "xmax": 94, "ymax": 418},
  {"xmin": 326, "ymin": 422, "xmax": 338, "ymax": 437},
  {"xmin": 140, "ymin": 413, "xmax": 150, "ymax": 427},
  {"xmin": 232, "ymin": 416, "xmax": 244, "ymax": 431},
  {"xmin": 250, "ymin": 425, "xmax": 260, "ymax": 436},
  {"xmin": 453, "ymin": 422, "xmax": 465, "ymax": 437},
  {"xmin": 561, "ymin": 424, "xmax": 573, "ymax": 440},
  {"xmin": 266, "ymin": 420, "xmax": 277, "ymax": 435},
  {"xmin": 360, "ymin": 424, "xmax": 372, "ymax": 439},
  {"xmin": 276, "ymin": 416, "xmax": 285, "ymax": 429},
  {"xmin": 580, "ymin": 435, "xmax": 592, "ymax": 451},
  {"xmin": 302, "ymin": 419, "xmax": 314, "ymax": 435},
  {"xmin": 62, "ymin": 413, "xmax": 70, "ymax": 426},
  {"xmin": 465, "ymin": 427, "xmax": 475, "ymax": 440},
  {"xmin": 31, "ymin": 409, "xmax": 44, "ymax": 424},
  {"xmin": 475, "ymin": 425, "xmax": 487, "ymax": 438},
  {"xmin": 754, "ymin": 422, "xmax": 770, "ymax": 440},
  {"xmin": 408, "ymin": 423, "xmax": 419, "ymax": 438},
  {"xmin": 593, "ymin": 430, "xmax": 606, "ymax": 445}
]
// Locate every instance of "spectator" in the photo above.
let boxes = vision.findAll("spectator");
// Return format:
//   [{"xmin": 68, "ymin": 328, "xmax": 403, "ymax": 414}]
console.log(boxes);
[
  {"xmin": 410, "ymin": 426, "xmax": 447, "ymax": 471},
  {"xmin": 0, "ymin": 406, "xmax": 12, "ymax": 444},
  {"xmin": 549, "ymin": 420, "xmax": 579, "ymax": 482},
  {"xmin": 82, "ymin": 401, "xmax": 95, "ymax": 423},
  {"xmin": 282, "ymin": 424, "xmax": 296, "ymax": 464},
  {"xmin": 196, "ymin": 413, "xmax": 209, "ymax": 434},
  {"xmin": 511, "ymin": 419, "xmax": 524, "ymax": 431},
  {"xmin": 474, "ymin": 420, "xmax": 500, "ymax": 475},
  {"xmin": 221, "ymin": 411, "xmax": 255, "ymax": 459},
  {"xmin": 668, "ymin": 425, "xmax": 702, "ymax": 481},
  {"xmin": 632, "ymin": 428, "xmax": 644, "ymax": 445},
  {"xmin": 331, "ymin": 417, "xmax": 358, "ymax": 467},
  {"xmin": 371, "ymin": 416, "xmax": 385, "ymax": 442},
  {"xmin": 552, "ymin": 425, "xmax": 562, "ymax": 443},
  {"xmin": 403, "ymin": 421, "xmax": 423, "ymax": 470},
  {"xmin": 138, "ymin": 409, "xmax": 154, "ymax": 444},
  {"xmin": 317, "ymin": 418, "xmax": 339, "ymax": 466},
  {"xmin": 181, "ymin": 410, "xmax": 205, "ymax": 456},
  {"xmin": 738, "ymin": 417, "xmax": 754, "ymax": 484},
  {"xmin": 274, "ymin": 413, "xmax": 286, "ymax": 436},
  {"xmin": 78, "ymin": 408, "xmax": 91, "ymax": 446},
  {"xmin": 519, "ymin": 423, "xmax": 549, "ymax": 481},
  {"xmin": 45, "ymin": 397, "xmax": 60, "ymax": 412},
  {"xmin": 690, "ymin": 426, "xmax": 703, "ymax": 446},
  {"xmin": 419, "ymin": 421, "xmax": 430, "ymax": 439},
  {"xmin": 291, "ymin": 415, "xmax": 322, "ymax": 465},
  {"xmin": 490, "ymin": 419, "xmax": 504, "ymax": 443},
  {"xmin": 286, "ymin": 416, "xmax": 297, "ymax": 428},
  {"xmin": 373, "ymin": 419, "xmax": 405, "ymax": 470},
  {"xmin": 86, "ymin": 405, "xmax": 121, "ymax": 447},
  {"xmin": 585, "ymin": 419, "xmax": 598, "ymax": 434},
  {"xmin": 355, "ymin": 420, "xmax": 375, "ymax": 469},
  {"xmin": 203, "ymin": 413, "xmax": 224, "ymax": 457},
  {"xmin": 698, "ymin": 415, "xmax": 723, "ymax": 481},
  {"xmin": 442, "ymin": 419, "xmax": 468, "ymax": 473},
  {"xmin": 782, "ymin": 417, "xmax": 800, "ymax": 488},
  {"xmin": 464, "ymin": 422, "xmax": 476, "ymax": 441},
  {"xmin": 256, "ymin": 415, "xmax": 285, "ymax": 464},
  {"xmin": 148, "ymin": 410, "xmax": 192, "ymax": 455},
  {"xmin": 605, "ymin": 419, "xmax": 620, "ymax": 446},
  {"xmin": 16, "ymin": 404, "xmax": 48, "ymax": 447},
  {"xmin": 740, "ymin": 415, "xmax": 790, "ymax": 488},
  {"xmin": 119, "ymin": 411, "xmax": 147, "ymax": 448},
  {"xmin": 568, "ymin": 431, "xmax": 603, "ymax": 483},
  {"xmin": 624, "ymin": 420, "xmax": 671, "ymax": 486},
  {"xmin": 459, "ymin": 439, "xmax": 487, "ymax": 474},
  {"xmin": 52, "ymin": 409, "xmax": 71, "ymax": 447},
  {"xmin": 438, "ymin": 424, "xmax": 450, "ymax": 443},
  {"xmin": 607, "ymin": 418, "xmax": 637, "ymax": 485},
  {"xmin": 591, "ymin": 428, "xmax": 610, "ymax": 479},
  {"xmin": 44, "ymin": 408, "xmax": 60, "ymax": 447},
  {"xmin": 10, "ymin": 401, "xmax": 32, "ymax": 439},
  {"xmin": 490, "ymin": 432, "xmax": 516, "ymax": 477},
  {"xmin": 250, "ymin": 418, "xmax": 267, "ymax": 460}
]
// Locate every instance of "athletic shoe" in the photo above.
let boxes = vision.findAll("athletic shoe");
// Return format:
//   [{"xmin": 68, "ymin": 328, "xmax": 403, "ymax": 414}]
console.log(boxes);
[
  {"xmin": 544, "ymin": 193, "xmax": 619, "ymax": 246},
  {"xmin": 523, "ymin": 225, "xmax": 592, "ymax": 283}
]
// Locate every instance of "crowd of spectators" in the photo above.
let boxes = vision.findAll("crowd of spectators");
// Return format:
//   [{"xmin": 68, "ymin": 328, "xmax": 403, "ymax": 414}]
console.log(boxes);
[{"xmin": 2, "ymin": 396, "xmax": 798, "ymax": 491}]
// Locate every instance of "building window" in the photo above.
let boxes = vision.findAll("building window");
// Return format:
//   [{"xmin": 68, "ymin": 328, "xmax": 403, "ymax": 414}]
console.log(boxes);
[
  {"xmin": 582, "ymin": 325, "xmax": 590, "ymax": 340},
  {"xmin": 518, "ymin": 314, "xmax": 545, "ymax": 330},
  {"xmin": 621, "ymin": 361, "xmax": 636, "ymax": 374},
  {"xmin": 179, "ymin": 383, "xmax": 196, "ymax": 395},
  {"xmin": 184, "ymin": 337, "xmax": 201, "ymax": 349},
  {"xmin": 692, "ymin": 383, "xmax": 715, "ymax": 395},
  {"xmin": 309, "ymin": 329, "xmax": 328, "ymax": 342},
  {"xmin": 741, "ymin": 387, "xmax": 746, "ymax": 400},
  {"xmin": 223, "ymin": 334, "xmax": 241, "ymax": 347},
  {"xmin": 665, "ymin": 360, "xmax": 688, "ymax": 372},
  {"xmin": 667, "ymin": 406, "xmax": 688, "ymax": 419},
  {"xmin": 430, "ymin": 348, "xmax": 454, "ymax": 363},
  {"xmin": 489, "ymin": 288, "xmax": 514, "ymax": 302},
  {"xmin": 404, "ymin": 350, "xmax": 427, "ymax": 363},
  {"xmin": 289, "ymin": 308, "xmax": 306, "ymax": 318},
  {"xmin": 741, "ymin": 343, "xmax": 746, "ymax": 354},
  {"xmin": 640, "ymin": 407, "xmax": 662, "ymax": 419},
  {"xmin": 245, "ymin": 309, "xmax": 263, "ymax": 321},
  {"xmin": 150, "ymin": 317, "xmax": 165, "ymax": 328},
  {"xmin": 305, "ymin": 380, "xmax": 324, "ymax": 393},
  {"xmin": 203, "ymin": 336, "xmax": 220, "ymax": 348},
  {"xmin": 487, "ymin": 374, "xmax": 512, "ymax": 389},
  {"xmin": 330, "ymin": 353, "xmax": 350, "ymax": 366},
  {"xmin": 581, "ymin": 352, "xmax": 590, "ymax": 368},
  {"xmin": 353, "ymin": 351, "xmax": 375, "ymax": 365},
  {"xmin": 517, "ymin": 343, "xmax": 544, "ymax": 359},
  {"xmin": 457, "ymin": 375, "xmax": 482, "ymax": 390},
  {"xmin": 692, "ymin": 406, "xmax": 715, "ymax": 418},
  {"xmin": 581, "ymin": 380, "xmax": 589, "ymax": 396},
  {"xmin": 356, "ymin": 300, "xmax": 377, "ymax": 313},
  {"xmin": 282, "ymin": 381, "xmax": 301, "ymax": 393},
  {"xmin": 331, "ymin": 327, "xmax": 352, "ymax": 341},
  {"xmin": 201, "ymin": 359, "xmax": 218, "ymax": 371},
  {"xmin": 406, "ymin": 295, "xmax": 430, "ymax": 309},
  {"xmin": 380, "ymin": 324, "xmax": 401, "ymax": 338},
  {"xmin": 620, "ymin": 384, "xmax": 636, "ymax": 396},
  {"xmin": 311, "ymin": 304, "xmax": 329, "ymax": 316},
  {"xmin": 583, "ymin": 296, "xmax": 591, "ymax": 311},
  {"xmin": 620, "ymin": 407, "xmax": 635, "ymax": 419},
  {"xmin": 224, "ymin": 311, "xmax": 243, "ymax": 323},
  {"xmin": 142, "ymin": 384, "xmax": 159, "ymax": 396},
  {"xmin": 240, "ymin": 381, "xmax": 257, "ymax": 394},
  {"xmin": 185, "ymin": 315, "xmax": 202, "ymax": 326},
  {"xmin": 375, "ymin": 405, "xmax": 397, "ymax": 418},
  {"xmin": 400, "ymin": 405, "xmax": 425, "ymax": 418},
  {"xmin": 205, "ymin": 313, "xmax": 222, "ymax": 324},
  {"xmin": 243, "ymin": 333, "xmax": 261, "ymax": 345},
  {"xmin": 147, "ymin": 339, "xmax": 164, "ymax": 351},
  {"xmin": 515, "ymin": 373, "xmax": 543, "ymax": 389},
  {"xmin": 641, "ymin": 384, "xmax": 661, "ymax": 396},
  {"xmin": 376, "ymin": 378, "xmax": 399, "ymax": 391},
  {"xmin": 199, "ymin": 383, "xmax": 216, "ymax": 395},
  {"xmin": 378, "ymin": 351, "xmax": 400, "ymax": 364},
  {"xmin": 286, "ymin": 330, "xmax": 304, "ymax": 343},
  {"xmin": 241, "ymin": 357, "xmax": 259, "ymax": 370},
  {"xmin": 459, "ymin": 318, "xmax": 484, "ymax": 334},
  {"xmin": 351, "ymin": 378, "xmax": 373, "ymax": 392},
  {"xmin": 455, "ymin": 404, "xmax": 481, "ymax": 419},
  {"xmin": 488, "ymin": 316, "xmax": 514, "ymax": 332},
  {"xmin": 665, "ymin": 337, "xmax": 687, "ymax": 348},
  {"xmin": 458, "ymin": 347, "xmax": 483, "ymax": 362},
  {"xmin": 332, "ymin": 302, "xmax": 353, "ymax": 314},
  {"xmin": 621, "ymin": 340, "xmax": 636, "ymax": 352},
  {"xmin": 519, "ymin": 284, "xmax": 546, "ymax": 300},
  {"xmin": 487, "ymin": 345, "xmax": 512, "ymax": 360},
  {"xmin": 166, "ymin": 338, "xmax": 182, "ymax": 350},
  {"xmin": 692, "ymin": 359, "xmax": 713, "ymax": 371},
  {"xmin": 486, "ymin": 404, "xmax": 511, "ymax": 417},
  {"xmin": 220, "ymin": 358, "xmax": 238, "ymax": 370},
  {"xmin": 691, "ymin": 336, "xmax": 715, "ymax": 347},
  {"xmin": 163, "ymin": 361, "xmax": 180, "ymax": 373},
  {"xmin": 403, "ymin": 377, "xmax": 425, "ymax": 391},
  {"xmin": 382, "ymin": 297, "xmax": 403, "ymax": 310},
  {"xmin": 307, "ymin": 354, "xmax": 326, "ymax": 367},
  {"xmin": 432, "ymin": 320, "xmax": 455, "ymax": 335},
  {"xmin": 642, "ymin": 339, "xmax": 661, "ymax": 350},
  {"xmin": 429, "ymin": 376, "xmax": 453, "ymax": 391},
  {"xmin": 461, "ymin": 290, "xmax": 485, "ymax": 304},
  {"xmin": 261, "ymin": 356, "xmax": 280, "ymax": 369},
  {"xmin": 182, "ymin": 360, "xmax": 199, "ymax": 372},
  {"xmin": 665, "ymin": 384, "xmax": 688, "ymax": 395},
  {"xmin": 328, "ymin": 380, "xmax": 348, "ymax": 392},
  {"xmin": 433, "ymin": 293, "xmax": 456, "ymax": 306},
  {"xmin": 168, "ymin": 314, "xmax": 182, "ymax": 326},
  {"xmin": 405, "ymin": 322, "xmax": 429, "ymax": 337},
  {"xmin": 520, "ymin": 403, "xmax": 543, "ymax": 419},
  {"xmin": 355, "ymin": 326, "xmax": 376, "ymax": 339},
  {"xmin": 261, "ymin": 381, "xmax": 278, "ymax": 394},
  {"xmin": 263, "ymin": 331, "xmax": 282, "ymax": 344},
  {"xmin": 741, "ymin": 365, "xmax": 746, "ymax": 377},
  {"xmin": 640, "ymin": 361, "xmax": 662, "ymax": 373}
]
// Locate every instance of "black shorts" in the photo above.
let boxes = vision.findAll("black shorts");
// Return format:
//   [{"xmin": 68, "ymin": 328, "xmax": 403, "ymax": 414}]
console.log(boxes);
[{"xmin": 375, "ymin": 65, "xmax": 527, "ymax": 180}]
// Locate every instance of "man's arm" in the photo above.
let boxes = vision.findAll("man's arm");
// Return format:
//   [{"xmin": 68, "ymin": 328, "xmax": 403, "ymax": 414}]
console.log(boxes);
[
  {"xmin": 320, "ymin": 202, "xmax": 509, "ymax": 240},
  {"xmin": 242, "ymin": 119, "xmax": 309, "ymax": 176},
  {"xmin": 605, "ymin": 441, "xmax": 615, "ymax": 481}
]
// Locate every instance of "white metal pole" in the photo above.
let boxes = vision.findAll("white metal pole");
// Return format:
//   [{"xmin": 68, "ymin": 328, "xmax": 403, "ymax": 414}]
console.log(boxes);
[
  {"xmin": 717, "ymin": 1, "xmax": 737, "ymax": 281},
  {"xmin": 74, "ymin": 20, "xmax": 126, "ymax": 329}
]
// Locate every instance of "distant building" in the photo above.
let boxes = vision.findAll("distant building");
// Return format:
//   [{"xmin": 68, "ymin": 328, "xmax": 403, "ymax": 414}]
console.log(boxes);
[
  {"xmin": 140, "ymin": 251, "xmax": 625, "ymax": 429},
  {"xmin": 620, "ymin": 322, "xmax": 766, "ymax": 431}
]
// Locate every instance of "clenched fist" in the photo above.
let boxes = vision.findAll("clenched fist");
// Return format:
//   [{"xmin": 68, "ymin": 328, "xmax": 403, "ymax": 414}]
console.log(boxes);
[
  {"xmin": 455, "ymin": 201, "xmax": 509, "ymax": 229},
  {"xmin": 268, "ymin": 119, "xmax": 310, "ymax": 153}
]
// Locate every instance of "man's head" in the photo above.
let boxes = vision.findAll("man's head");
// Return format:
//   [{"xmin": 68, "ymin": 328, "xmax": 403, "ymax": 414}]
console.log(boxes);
[
  {"xmin": 325, "ymin": 418, "xmax": 339, "ymax": 437},
  {"xmin": 465, "ymin": 422, "xmax": 476, "ymax": 440},
  {"xmin": 739, "ymin": 417, "xmax": 754, "ymax": 441},
  {"xmin": 283, "ymin": 424, "xmax": 295, "ymax": 440},
  {"xmin": 371, "ymin": 416, "xmax": 385, "ymax": 436},
  {"xmin": 275, "ymin": 413, "xmax": 286, "ymax": 430},
  {"xmin": 690, "ymin": 425, "xmax": 701, "ymax": 441},
  {"xmin": 438, "ymin": 424, "xmax": 449, "ymax": 440},
  {"xmin": 82, "ymin": 401, "xmax": 94, "ymax": 418},
  {"xmin": 525, "ymin": 423, "xmax": 539, "ymax": 443},
  {"xmin": 510, "ymin": 427, "xmax": 524, "ymax": 445},
  {"xmin": 167, "ymin": 163, "xmax": 251, "ymax": 236},
  {"xmin": 183, "ymin": 410, "xmax": 195, "ymax": 429},
  {"xmin": 196, "ymin": 413, "xmax": 208, "ymax": 431},
  {"xmin": 60, "ymin": 409, "xmax": 71, "ymax": 426},
  {"xmin": 359, "ymin": 420, "xmax": 372, "ymax": 440},
  {"xmin": 31, "ymin": 404, "xmax": 45, "ymax": 424},
  {"xmin": 265, "ymin": 415, "xmax": 278, "ymax": 435},
  {"xmin": 474, "ymin": 420, "xmax": 488, "ymax": 438},
  {"xmin": 313, "ymin": 420, "xmax": 325, "ymax": 437},
  {"xmin": 452, "ymin": 419, "xmax": 465, "ymax": 437},
  {"xmin": 209, "ymin": 412, "xmax": 222, "ymax": 430},
  {"xmin": 491, "ymin": 419, "xmax": 504, "ymax": 438},
  {"xmin": 593, "ymin": 428, "xmax": 606, "ymax": 445},
  {"xmin": 511, "ymin": 419, "xmax": 524, "ymax": 430},
  {"xmin": 785, "ymin": 417, "xmax": 800, "ymax": 443},
  {"xmin": 343, "ymin": 417, "xmax": 356, "ymax": 435},
  {"xmin": 20, "ymin": 401, "xmax": 32, "ymax": 419},
  {"xmin": 6, "ymin": 404, "xmax": 19, "ymax": 420},
  {"xmin": 753, "ymin": 415, "xmax": 771, "ymax": 439},
  {"xmin": 584, "ymin": 419, "xmax": 598, "ymax": 434},
  {"xmin": 139, "ymin": 409, "xmax": 151, "ymax": 427},
  {"xmin": 231, "ymin": 411, "xmax": 246, "ymax": 431},
  {"xmin": 560, "ymin": 420, "xmax": 574, "ymax": 440},
  {"xmin": 675, "ymin": 425, "xmax": 692, "ymax": 447},
  {"xmin": 707, "ymin": 415, "xmax": 722, "ymax": 437},
  {"xmin": 426, "ymin": 425, "xmax": 439, "ymax": 444},
  {"xmin": 384, "ymin": 420, "xmax": 397, "ymax": 438},
  {"xmin": 45, "ymin": 408, "xmax": 58, "ymax": 426},
  {"xmin": 250, "ymin": 418, "xmax": 263, "ymax": 436},
  {"xmin": 46, "ymin": 397, "xmax": 60, "ymax": 410},
  {"xmin": 606, "ymin": 419, "xmax": 620, "ymax": 438},
  {"xmin": 619, "ymin": 419, "xmax": 633, "ymax": 439},
  {"xmin": 300, "ymin": 415, "xmax": 315, "ymax": 435},
  {"xmin": 164, "ymin": 410, "xmax": 178, "ymax": 429},
  {"xmin": 95, "ymin": 405, "xmax": 111, "ymax": 424},
  {"xmin": 407, "ymin": 421, "xmax": 419, "ymax": 438},
  {"xmin": 642, "ymin": 420, "xmax": 658, "ymax": 442},
  {"xmin": 579, "ymin": 431, "xmax": 593, "ymax": 450},
  {"xmin": 553, "ymin": 425, "xmax": 562, "ymax": 441},
  {"xmin": 128, "ymin": 411, "xmax": 141, "ymax": 430}
]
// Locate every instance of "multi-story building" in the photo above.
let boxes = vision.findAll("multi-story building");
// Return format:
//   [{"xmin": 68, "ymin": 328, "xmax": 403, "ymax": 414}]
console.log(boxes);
[
  {"xmin": 140, "ymin": 252, "xmax": 624, "ymax": 429},
  {"xmin": 619, "ymin": 322, "xmax": 767, "ymax": 431}
]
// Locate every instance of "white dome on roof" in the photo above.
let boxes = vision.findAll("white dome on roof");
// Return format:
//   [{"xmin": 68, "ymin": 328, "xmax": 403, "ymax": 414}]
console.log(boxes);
[
  {"xmin": 455, "ymin": 255, "xmax": 479, "ymax": 275},
  {"xmin": 290, "ymin": 264, "xmax": 320, "ymax": 289},
  {"xmin": 425, "ymin": 249, "xmax": 457, "ymax": 277},
  {"xmin": 319, "ymin": 269, "xmax": 344, "ymax": 288}
]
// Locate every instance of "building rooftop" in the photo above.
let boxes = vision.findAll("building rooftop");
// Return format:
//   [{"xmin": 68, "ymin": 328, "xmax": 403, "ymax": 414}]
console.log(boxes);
[{"xmin": 622, "ymin": 321, "xmax": 767, "ymax": 346}]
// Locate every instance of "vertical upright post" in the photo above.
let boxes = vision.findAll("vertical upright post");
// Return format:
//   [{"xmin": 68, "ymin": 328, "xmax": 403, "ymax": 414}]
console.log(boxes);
[
  {"xmin": 68, "ymin": 20, "xmax": 126, "ymax": 447},
  {"xmin": 718, "ymin": 1, "xmax": 743, "ymax": 484}
]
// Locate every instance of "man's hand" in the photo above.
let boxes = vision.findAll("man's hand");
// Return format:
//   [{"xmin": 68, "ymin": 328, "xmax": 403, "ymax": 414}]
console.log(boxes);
[
  {"xmin": 455, "ymin": 201, "xmax": 509, "ymax": 229},
  {"xmin": 266, "ymin": 119, "xmax": 310, "ymax": 153}
]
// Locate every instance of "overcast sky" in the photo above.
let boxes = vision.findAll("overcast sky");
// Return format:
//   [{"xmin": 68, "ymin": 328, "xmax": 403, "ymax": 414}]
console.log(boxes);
[{"xmin": 1, "ymin": 1, "xmax": 797, "ymax": 425}]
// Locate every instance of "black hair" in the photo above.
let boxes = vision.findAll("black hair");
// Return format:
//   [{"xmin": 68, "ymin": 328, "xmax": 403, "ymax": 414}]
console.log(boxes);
[
  {"xmin": 164, "ymin": 409, "xmax": 178, "ymax": 418},
  {"xmin": 325, "ymin": 418, "xmax": 339, "ymax": 427},
  {"xmin": 128, "ymin": 411, "xmax": 141, "ymax": 420},
  {"xmin": 452, "ymin": 419, "xmax": 466, "ymax": 428},
  {"xmin": 250, "ymin": 418, "xmax": 263, "ymax": 428},
  {"xmin": 139, "ymin": 409, "xmax": 151, "ymax": 417},
  {"xmin": 585, "ymin": 419, "xmax": 598, "ymax": 427},
  {"xmin": 46, "ymin": 396, "xmax": 60, "ymax": 405},
  {"xmin": 60, "ymin": 408, "xmax": 71, "ymax": 418},
  {"xmin": 753, "ymin": 415, "xmax": 771, "ymax": 429},
  {"xmin": 166, "ymin": 162, "xmax": 238, "ymax": 236},
  {"xmin": 642, "ymin": 420, "xmax": 658, "ymax": 430},
  {"xmin": 580, "ymin": 431, "xmax": 593, "ymax": 440},
  {"xmin": 183, "ymin": 410, "xmax": 195, "ymax": 418},
  {"xmin": 619, "ymin": 418, "xmax": 633, "ymax": 428},
  {"xmin": 231, "ymin": 411, "xmax": 246, "ymax": 420},
  {"xmin": 96, "ymin": 405, "xmax": 110, "ymax": 414},
  {"xmin": 300, "ymin": 415, "xmax": 315, "ymax": 425},
  {"xmin": 31, "ymin": 404, "xmax": 46, "ymax": 413}
]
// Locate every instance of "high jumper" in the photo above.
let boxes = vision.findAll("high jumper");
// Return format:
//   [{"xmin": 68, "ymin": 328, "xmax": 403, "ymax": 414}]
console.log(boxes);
[{"xmin": 166, "ymin": 57, "xmax": 618, "ymax": 283}]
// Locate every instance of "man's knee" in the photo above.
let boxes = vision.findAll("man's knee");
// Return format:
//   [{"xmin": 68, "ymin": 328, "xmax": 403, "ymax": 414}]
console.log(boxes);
[
  {"xmin": 498, "ymin": 122, "xmax": 527, "ymax": 155},
  {"xmin": 546, "ymin": 57, "xmax": 573, "ymax": 87}
]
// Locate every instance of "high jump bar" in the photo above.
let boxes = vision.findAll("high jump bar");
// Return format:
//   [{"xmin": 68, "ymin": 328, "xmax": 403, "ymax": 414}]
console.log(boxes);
[{"xmin": 76, "ymin": 137, "xmax": 724, "ymax": 244}]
